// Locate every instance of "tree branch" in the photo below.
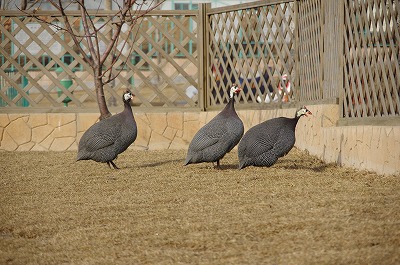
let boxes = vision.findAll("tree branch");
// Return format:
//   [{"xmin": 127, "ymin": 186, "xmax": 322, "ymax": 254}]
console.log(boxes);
[
  {"xmin": 101, "ymin": 0, "xmax": 165, "ymax": 82},
  {"xmin": 76, "ymin": 0, "xmax": 99, "ymax": 67},
  {"xmin": 46, "ymin": 0, "xmax": 94, "ymax": 65}
]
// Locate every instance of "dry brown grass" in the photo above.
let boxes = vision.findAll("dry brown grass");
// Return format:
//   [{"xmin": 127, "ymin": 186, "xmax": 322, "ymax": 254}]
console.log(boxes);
[{"xmin": 0, "ymin": 148, "xmax": 399, "ymax": 264}]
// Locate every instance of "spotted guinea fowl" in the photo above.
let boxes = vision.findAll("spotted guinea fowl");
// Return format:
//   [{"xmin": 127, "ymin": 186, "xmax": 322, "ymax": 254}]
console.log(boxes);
[
  {"xmin": 238, "ymin": 106, "xmax": 312, "ymax": 169},
  {"xmin": 77, "ymin": 90, "xmax": 137, "ymax": 169},
  {"xmin": 184, "ymin": 84, "xmax": 244, "ymax": 168}
]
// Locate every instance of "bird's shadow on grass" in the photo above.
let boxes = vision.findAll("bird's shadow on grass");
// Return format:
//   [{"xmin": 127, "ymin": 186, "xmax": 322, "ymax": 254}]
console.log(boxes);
[
  {"xmin": 216, "ymin": 164, "xmax": 240, "ymax": 170},
  {"xmin": 137, "ymin": 158, "xmax": 184, "ymax": 168},
  {"xmin": 276, "ymin": 160, "xmax": 330, "ymax": 172},
  {"xmin": 137, "ymin": 159, "xmax": 239, "ymax": 170},
  {"xmin": 191, "ymin": 163, "xmax": 239, "ymax": 170}
]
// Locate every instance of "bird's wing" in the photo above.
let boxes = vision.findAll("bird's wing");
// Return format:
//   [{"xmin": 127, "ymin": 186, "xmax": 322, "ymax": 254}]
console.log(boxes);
[
  {"xmin": 224, "ymin": 117, "xmax": 244, "ymax": 151},
  {"xmin": 240, "ymin": 134, "xmax": 274, "ymax": 158},
  {"xmin": 80, "ymin": 121, "xmax": 122, "ymax": 152},
  {"xmin": 272, "ymin": 127, "xmax": 296, "ymax": 156},
  {"xmin": 188, "ymin": 118, "xmax": 229, "ymax": 152},
  {"xmin": 239, "ymin": 122, "xmax": 277, "ymax": 158}
]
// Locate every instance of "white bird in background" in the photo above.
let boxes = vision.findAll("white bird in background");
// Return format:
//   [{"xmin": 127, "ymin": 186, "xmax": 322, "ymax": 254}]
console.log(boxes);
[
  {"xmin": 189, "ymin": 71, "xmax": 292, "ymax": 104},
  {"xmin": 185, "ymin": 85, "xmax": 198, "ymax": 99},
  {"xmin": 257, "ymin": 74, "xmax": 292, "ymax": 103}
]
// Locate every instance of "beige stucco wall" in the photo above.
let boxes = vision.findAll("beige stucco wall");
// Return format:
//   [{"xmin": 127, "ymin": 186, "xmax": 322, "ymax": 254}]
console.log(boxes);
[
  {"xmin": 0, "ymin": 105, "xmax": 399, "ymax": 176},
  {"xmin": 293, "ymin": 105, "xmax": 400, "ymax": 176}
]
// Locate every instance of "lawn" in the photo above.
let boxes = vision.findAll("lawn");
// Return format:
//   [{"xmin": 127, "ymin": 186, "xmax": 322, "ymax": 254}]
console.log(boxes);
[{"xmin": 1, "ymin": 148, "xmax": 399, "ymax": 264}]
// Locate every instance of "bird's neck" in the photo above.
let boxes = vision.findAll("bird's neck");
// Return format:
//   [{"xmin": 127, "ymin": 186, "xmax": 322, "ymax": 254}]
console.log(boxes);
[
  {"xmin": 124, "ymin": 101, "xmax": 133, "ymax": 113},
  {"xmin": 229, "ymin": 95, "xmax": 235, "ymax": 105},
  {"xmin": 295, "ymin": 111, "xmax": 305, "ymax": 119},
  {"xmin": 291, "ymin": 115, "xmax": 301, "ymax": 126},
  {"xmin": 224, "ymin": 96, "xmax": 235, "ymax": 112}
]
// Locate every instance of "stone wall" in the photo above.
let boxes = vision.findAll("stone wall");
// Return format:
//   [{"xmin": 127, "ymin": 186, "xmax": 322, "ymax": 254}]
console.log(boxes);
[{"xmin": 0, "ymin": 105, "xmax": 399, "ymax": 176}]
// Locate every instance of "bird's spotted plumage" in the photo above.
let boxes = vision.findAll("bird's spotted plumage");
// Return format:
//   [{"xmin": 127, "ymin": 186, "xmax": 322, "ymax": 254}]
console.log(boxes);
[
  {"xmin": 77, "ymin": 90, "xmax": 137, "ymax": 169},
  {"xmin": 185, "ymin": 84, "xmax": 244, "ymax": 168},
  {"xmin": 238, "ymin": 106, "xmax": 311, "ymax": 169}
]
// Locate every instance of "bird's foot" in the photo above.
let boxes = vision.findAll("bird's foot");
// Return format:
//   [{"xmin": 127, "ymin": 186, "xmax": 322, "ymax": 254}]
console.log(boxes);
[
  {"xmin": 107, "ymin": 161, "xmax": 120, "ymax": 169},
  {"xmin": 213, "ymin": 160, "xmax": 222, "ymax": 170}
]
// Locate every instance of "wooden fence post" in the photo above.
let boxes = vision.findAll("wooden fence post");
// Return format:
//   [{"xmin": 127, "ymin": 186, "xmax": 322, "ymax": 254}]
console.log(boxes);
[
  {"xmin": 294, "ymin": 0, "xmax": 299, "ymax": 102},
  {"xmin": 322, "ymin": 0, "xmax": 343, "ymax": 102},
  {"xmin": 198, "ymin": 3, "xmax": 210, "ymax": 111}
]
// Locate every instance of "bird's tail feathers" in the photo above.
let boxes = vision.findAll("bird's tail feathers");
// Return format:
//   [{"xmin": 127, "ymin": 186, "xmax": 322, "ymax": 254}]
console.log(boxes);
[
  {"xmin": 238, "ymin": 159, "xmax": 248, "ymax": 170},
  {"xmin": 76, "ymin": 153, "xmax": 85, "ymax": 161},
  {"xmin": 184, "ymin": 156, "xmax": 191, "ymax": 166}
]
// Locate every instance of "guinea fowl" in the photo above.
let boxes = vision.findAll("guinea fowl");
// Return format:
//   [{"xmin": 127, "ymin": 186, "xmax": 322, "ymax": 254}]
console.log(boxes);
[
  {"xmin": 238, "ymin": 106, "xmax": 312, "ymax": 169},
  {"xmin": 184, "ymin": 84, "xmax": 244, "ymax": 168},
  {"xmin": 77, "ymin": 90, "xmax": 137, "ymax": 169}
]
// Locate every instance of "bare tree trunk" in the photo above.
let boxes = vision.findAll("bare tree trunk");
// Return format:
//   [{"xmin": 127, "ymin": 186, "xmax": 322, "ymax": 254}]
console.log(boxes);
[
  {"xmin": 20, "ymin": 0, "xmax": 165, "ymax": 120},
  {"xmin": 20, "ymin": 0, "xmax": 27, "ymax": 10},
  {"xmin": 93, "ymin": 68, "xmax": 111, "ymax": 120},
  {"xmin": 104, "ymin": 0, "xmax": 117, "ymax": 107}
]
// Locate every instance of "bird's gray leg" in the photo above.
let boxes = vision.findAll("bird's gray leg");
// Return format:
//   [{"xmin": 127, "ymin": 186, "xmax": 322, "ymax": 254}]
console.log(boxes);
[
  {"xmin": 214, "ymin": 160, "xmax": 221, "ymax": 169},
  {"xmin": 108, "ymin": 161, "xmax": 120, "ymax": 169}
]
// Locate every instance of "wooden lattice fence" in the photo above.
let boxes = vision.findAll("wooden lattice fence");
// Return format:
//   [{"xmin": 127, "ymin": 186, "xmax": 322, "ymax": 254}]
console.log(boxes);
[
  {"xmin": 297, "ymin": 0, "xmax": 323, "ymax": 101},
  {"xmin": 0, "ymin": 9, "xmax": 200, "ymax": 111},
  {"xmin": 342, "ymin": 0, "xmax": 400, "ymax": 123},
  {"xmin": 206, "ymin": 1, "xmax": 296, "ymax": 109},
  {"xmin": 0, "ymin": 0, "xmax": 399, "ymax": 125}
]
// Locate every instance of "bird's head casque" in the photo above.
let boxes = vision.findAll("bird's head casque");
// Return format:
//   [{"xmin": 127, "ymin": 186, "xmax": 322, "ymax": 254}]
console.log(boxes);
[
  {"xmin": 296, "ymin": 106, "xmax": 312, "ymax": 118},
  {"xmin": 229, "ymin": 84, "xmax": 242, "ymax": 98}
]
